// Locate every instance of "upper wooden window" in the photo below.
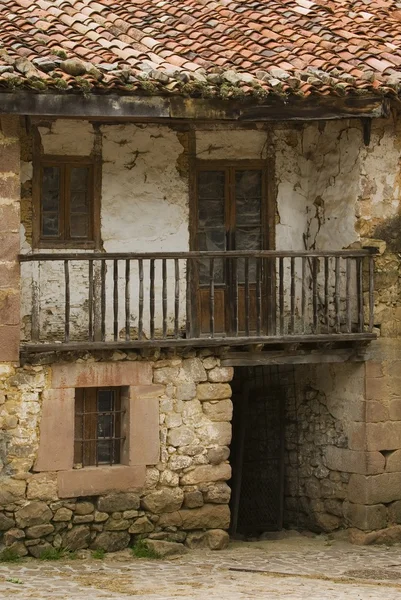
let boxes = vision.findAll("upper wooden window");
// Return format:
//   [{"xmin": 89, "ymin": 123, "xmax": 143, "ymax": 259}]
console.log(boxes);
[
  {"xmin": 34, "ymin": 155, "xmax": 99, "ymax": 248},
  {"xmin": 195, "ymin": 162, "xmax": 272, "ymax": 283}
]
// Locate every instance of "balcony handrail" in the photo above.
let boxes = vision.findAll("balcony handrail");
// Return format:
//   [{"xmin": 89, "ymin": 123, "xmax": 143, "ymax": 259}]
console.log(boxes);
[{"xmin": 19, "ymin": 248, "xmax": 378, "ymax": 262}]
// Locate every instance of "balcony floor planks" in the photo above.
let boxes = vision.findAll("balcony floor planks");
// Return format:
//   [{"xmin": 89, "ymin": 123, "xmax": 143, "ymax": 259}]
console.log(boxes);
[
  {"xmin": 21, "ymin": 332, "xmax": 376, "ymax": 354},
  {"xmin": 221, "ymin": 348, "xmax": 368, "ymax": 366}
]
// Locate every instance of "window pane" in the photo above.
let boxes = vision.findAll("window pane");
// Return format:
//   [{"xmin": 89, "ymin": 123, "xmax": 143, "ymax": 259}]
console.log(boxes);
[
  {"xmin": 70, "ymin": 167, "xmax": 90, "ymax": 239},
  {"xmin": 70, "ymin": 167, "xmax": 89, "ymax": 192},
  {"xmin": 41, "ymin": 166, "xmax": 60, "ymax": 237},
  {"xmin": 235, "ymin": 171, "xmax": 262, "ymax": 227},
  {"xmin": 198, "ymin": 199, "xmax": 224, "ymax": 229},
  {"xmin": 198, "ymin": 170, "xmax": 225, "ymax": 199},
  {"xmin": 98, "ymin": 390, "xmax": 114, "ymax": 412},
  {"xmin": 70, "ymin": 214, "xmax": 89, "ymax": 238},
  {"xmin": 97, "ymin": 440, "xmax": 112, "ymax": 464},
  {"xmin": 236, "ymin": 227, "xmax": 261, "ymax": 251}
]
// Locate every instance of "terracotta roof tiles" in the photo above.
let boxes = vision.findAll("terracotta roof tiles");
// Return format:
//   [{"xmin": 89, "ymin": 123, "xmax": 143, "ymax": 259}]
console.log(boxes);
[{"xmin": 0, "ymin": 0, "xmax": 400, "ymax": 99}]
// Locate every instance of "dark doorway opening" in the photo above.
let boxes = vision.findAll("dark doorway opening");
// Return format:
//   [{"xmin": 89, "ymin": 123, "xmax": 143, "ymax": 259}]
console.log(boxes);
[{"xmin": 230, "ymin": 365, "xmax": 294, "ymax": 537}]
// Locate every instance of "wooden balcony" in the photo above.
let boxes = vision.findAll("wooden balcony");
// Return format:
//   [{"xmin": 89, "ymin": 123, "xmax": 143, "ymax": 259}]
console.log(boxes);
[{"xmin": 19, "ymin": 249, "xmax": 377, "ymax": 353}]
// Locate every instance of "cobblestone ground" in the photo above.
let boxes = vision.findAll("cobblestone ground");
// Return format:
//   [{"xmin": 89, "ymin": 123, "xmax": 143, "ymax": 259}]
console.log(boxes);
[{"xmin": 2, "ymin": 535, "xmax": 401, "ymax": 599}]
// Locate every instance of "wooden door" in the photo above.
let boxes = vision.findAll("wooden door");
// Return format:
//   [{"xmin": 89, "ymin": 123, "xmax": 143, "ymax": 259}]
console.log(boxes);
[{"xmin": 195, "ymin": 163, "xmax": 270, "ymax": 336}]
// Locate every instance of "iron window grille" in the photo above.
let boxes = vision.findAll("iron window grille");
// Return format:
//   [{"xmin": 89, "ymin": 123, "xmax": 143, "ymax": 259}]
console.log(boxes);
[{"xmin": 74, "ymin": 387, "xmax": 125, "ymax": 467}]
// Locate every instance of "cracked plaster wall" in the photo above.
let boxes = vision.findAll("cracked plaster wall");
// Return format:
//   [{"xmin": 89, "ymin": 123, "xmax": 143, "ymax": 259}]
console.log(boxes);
[{"xmin": 19, "ymin": 117, "xmax": 401, "ymax": 341}]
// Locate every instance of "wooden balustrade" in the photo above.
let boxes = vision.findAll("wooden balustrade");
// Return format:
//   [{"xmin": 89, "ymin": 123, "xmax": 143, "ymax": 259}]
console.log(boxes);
[{"xmin": 19, "ymin": 249, "xmax": 377, "ymax": 351}]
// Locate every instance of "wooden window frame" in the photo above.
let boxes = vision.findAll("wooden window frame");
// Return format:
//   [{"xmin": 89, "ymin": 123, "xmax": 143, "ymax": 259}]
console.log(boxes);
[
  {"xmin": 74, "ymin": 387, "xmax": 124, "ymax": 468},
  {"xmin": 33, "ymin": 153, "xmax": 101, "ymax": 249},
  {"xmin": 191, "ymin": 159, "xmax": 275, "ymax": 252}
]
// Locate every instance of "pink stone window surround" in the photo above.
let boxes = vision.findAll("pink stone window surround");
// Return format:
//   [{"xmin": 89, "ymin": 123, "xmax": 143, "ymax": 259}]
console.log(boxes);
[{"xmin": 33, "ymin": 361, "xmax": 163, "ymax": 497}]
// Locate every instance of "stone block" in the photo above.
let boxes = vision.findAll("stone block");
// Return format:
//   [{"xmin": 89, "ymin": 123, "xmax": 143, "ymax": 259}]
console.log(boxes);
[
  {"xmin": 3, "ymin": 528, "xmax": 24, "ymax": 546},
  {"xmin": 206, "ymin": 529, "xmax": 230, "ymax": 550},
  {"xmin": 26, "ymin": 524, "xmax": 55, "ymax": 539},
  {"xmin": 365, "ymin": 361, "xmax": 384, "ymax": 379},
  {"xmin": 58, "ymin": 465, "xmax": 146, "ymax": 498},
  {"xmin": 313, "ymin": 513, "xmax": 341, "ymax": 532},
  {"xmin": 0, "ymin": 203, "xmax": 19, "ymax": 233},
  {"xmin": 0, "ymin": 115, "xmax": 19, "ymax": 139},
  {"xmin": 51, "ymin": 361, "xmax": 152, "ymax": 389},
  {"xmin": 0, "ymin": 513, "xmax": 15, "ymax": 530},
  {"xmin": 197, "ymin": 383, "xmax": 232, "ymax": 401},
  {"xmin": 388, "ymin": 377, "xmax": 401, "ymax": 397},
  {"xmin": 197, "ymin": 422, "xmax": 232, "ymax": 446},
  {"xmin": 0, "ymin": 176, "xmax": 19, "ymax": 203},
  {"xmin": 385, "ymin": 449, "xmax": 401, "ymax": 472},
  {"xmin": 62, "ymin": 526, "xmax": 91, "ymax": 551},
  {"xmin": 207, "ymin": 447, "xmax": 230, "ymax": 465},
  {"xmin": 207, "ymin": 367, "xmax": 234, "ymax": 383},
  {"xmin": 366, "ymin": 401, "xmax": 389, "ymax": 423},
  {"xmin": 324, "ymin": 447, "xmax": 384, "ymax": 475},
  {"xmin": 180, "ymin": 464, "xmax": 231, "ymax": 485},
  {"xmin": 128, "ymin": 516, "xmax": 154, "ymax": 534},
  {"xmin": 349, "ymin": 525, "xmax": 401, "ymax": 545},
  {"xmin": 182, "ymin": 358, "xmax": 207, "ymax": 382},
  {"xmin": 203, "ymin": 482, "xmax": 231, "ymax": 504},
  {"xmin": 343, "ymin": 502, "xmax": 387, "ymax": 530},
  {"xmin": 346, "ymin": 423, "xmax": 366, "ymax": 450},
  {"xmin": 75, "ymin": 501, "xmax": 95, "ymax": 515},
  {"xmin": 153, "ymin": 366, "xmax": 182, "ymax": 384},
  {"xmin": 27, "ymin": 473, "xmax": 58, "ymax": 501},
  {"xmin": 104, "ymin": 518, "xmax": 130, "ymax": 531},
  {"xmin": 91, "ymin": 531, "xmax": 130, "ymax": 552},
  {"xmin": 167, "ymin": 426, "xmax": 196, "ymax": 447},
  {"xmin": 145, "ymin": 539, "xmax": 188, "ymax": 557},
  {"xmin": 0, "ymin": 478, "xmax": 26, "ymax": 506},
  {"xmin": 388, "ymin": 500, "xmax": 401, "ymax": 523},
  {"xmin": 366, "ymin": 422, "xmax": 401, "ymax": 451},
  {"xmin": 179, "ymin": 504, "xmax": 230, "ymax": 530},
  {"xmin": 15, "ymin": 502, "xmax": 52, "ymax": 528},
  {"xmin": 176, "ymin": 382, "xmax": 197, "ymax": 401},
  {"xmin": 34, "ymin": 388, "xmax": 75, "ymax": 472},
  {"xmin": 202, "ymin": 399, "xmax": 233, "ymax": 422},
  {"xmin": 348, "ymin": 473, "xmax": 401, "ymax": 504},
  {"xmin": 28, "ymin": 542, "xmax": 52, "ymax": 558},
  {"xmin": 97, "ymin": 492, "xmax": 140, "ymax": 513},
  {"xmin": 0, "ymin": 288, "xmax": 19, "ymax": 325},
  {"xmin": 0, "ymin": 325, "xmax": 19, "ymax": 362},
  {"xmin": 141, "ymin": 488, "xmax": 184, "ymax": 514},
  {"xmin": 125, "ymin": 386, "xmax": 161, "ymax": 466},
  {"xmin": 366, "ymin": 378, "xmax": 388, "ymax": 402},
  {"xmin": 53, "ymin": 508, "xmax": 73, "ymax": 522},
  {"xmin": 389, "ymin": 400, "xmax": 401, "ymax": 421},
  {"xmin": 184, "ymin": 490, "xmax": 204, "ymax": 508}
]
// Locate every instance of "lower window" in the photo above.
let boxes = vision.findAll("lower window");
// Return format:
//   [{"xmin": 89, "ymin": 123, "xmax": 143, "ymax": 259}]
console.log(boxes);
[{"xmin": 74, "ymin": 388, "xmax": 123, "ymax": 467}]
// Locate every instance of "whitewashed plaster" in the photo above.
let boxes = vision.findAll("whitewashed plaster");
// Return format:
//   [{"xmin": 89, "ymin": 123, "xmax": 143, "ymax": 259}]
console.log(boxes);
[
  {"xmin": 196, "ymin": 127, "xmax": 268, "ymax": 160},
  {"xmin": 20, "ymin": 118, "xmax": 401, "ymax": 342},
  {"xmin": 38, "ymin": 120, "xmax": 95, "ymax": 156}
]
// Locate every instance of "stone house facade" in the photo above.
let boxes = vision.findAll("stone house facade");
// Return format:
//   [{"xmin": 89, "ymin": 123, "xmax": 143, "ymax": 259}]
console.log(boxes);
[{"xmin": 1, "ymin": 0, "xmax": 401, "ymax": 557}]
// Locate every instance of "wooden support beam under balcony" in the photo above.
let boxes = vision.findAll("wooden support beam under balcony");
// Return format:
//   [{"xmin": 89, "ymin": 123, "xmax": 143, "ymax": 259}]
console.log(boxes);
[{"xmin": 19, "ymin": 249, "xmax": 378, "ymax": 356}]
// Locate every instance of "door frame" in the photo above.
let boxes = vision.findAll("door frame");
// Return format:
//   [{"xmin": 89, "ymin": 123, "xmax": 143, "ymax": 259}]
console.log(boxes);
[{"xmin": 190, "ymin": 159, "xmax": 276, "ymax": 337}]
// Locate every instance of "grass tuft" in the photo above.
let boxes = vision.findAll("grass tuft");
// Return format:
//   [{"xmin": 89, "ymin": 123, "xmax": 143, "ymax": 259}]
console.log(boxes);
[
  {"xmin": 131, "ymin": 540, "xmax": 160, "ymax": 560},
  {"xmin": 0, "ymin": 548, "xmax": 20, "ymax": 563},
  {"xmin": 92, "ymin": 549, "xmax": 106, "ymax": 560},
  {"xmin": 39, "ymin": 547, "xmax": 77, "ymax": 561}
]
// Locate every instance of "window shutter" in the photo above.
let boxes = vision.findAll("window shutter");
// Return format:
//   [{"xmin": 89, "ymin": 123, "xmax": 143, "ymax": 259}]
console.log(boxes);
[
  {"xmin": 123, "ymin": 385, "xmax": 162, "ymax": 466},
  {"xmin": 33, "ymin": 388, "xmax": 75, "ymax": 471}
]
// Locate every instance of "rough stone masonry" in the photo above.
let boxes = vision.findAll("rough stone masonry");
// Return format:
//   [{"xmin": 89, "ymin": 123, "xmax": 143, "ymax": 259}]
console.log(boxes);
[{"xmin": 0, "ymin": 349, "xmax": 233, "ymax": 557}]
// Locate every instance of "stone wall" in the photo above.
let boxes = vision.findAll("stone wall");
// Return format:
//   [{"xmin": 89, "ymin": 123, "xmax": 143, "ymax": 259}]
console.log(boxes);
[
  {"xmin": 0, "ymin": 116, "xmax": 20, "ymax": 362},
  {"xmin": 0, "ymin": 350, "xmax": 233, "ymax": 557}
]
